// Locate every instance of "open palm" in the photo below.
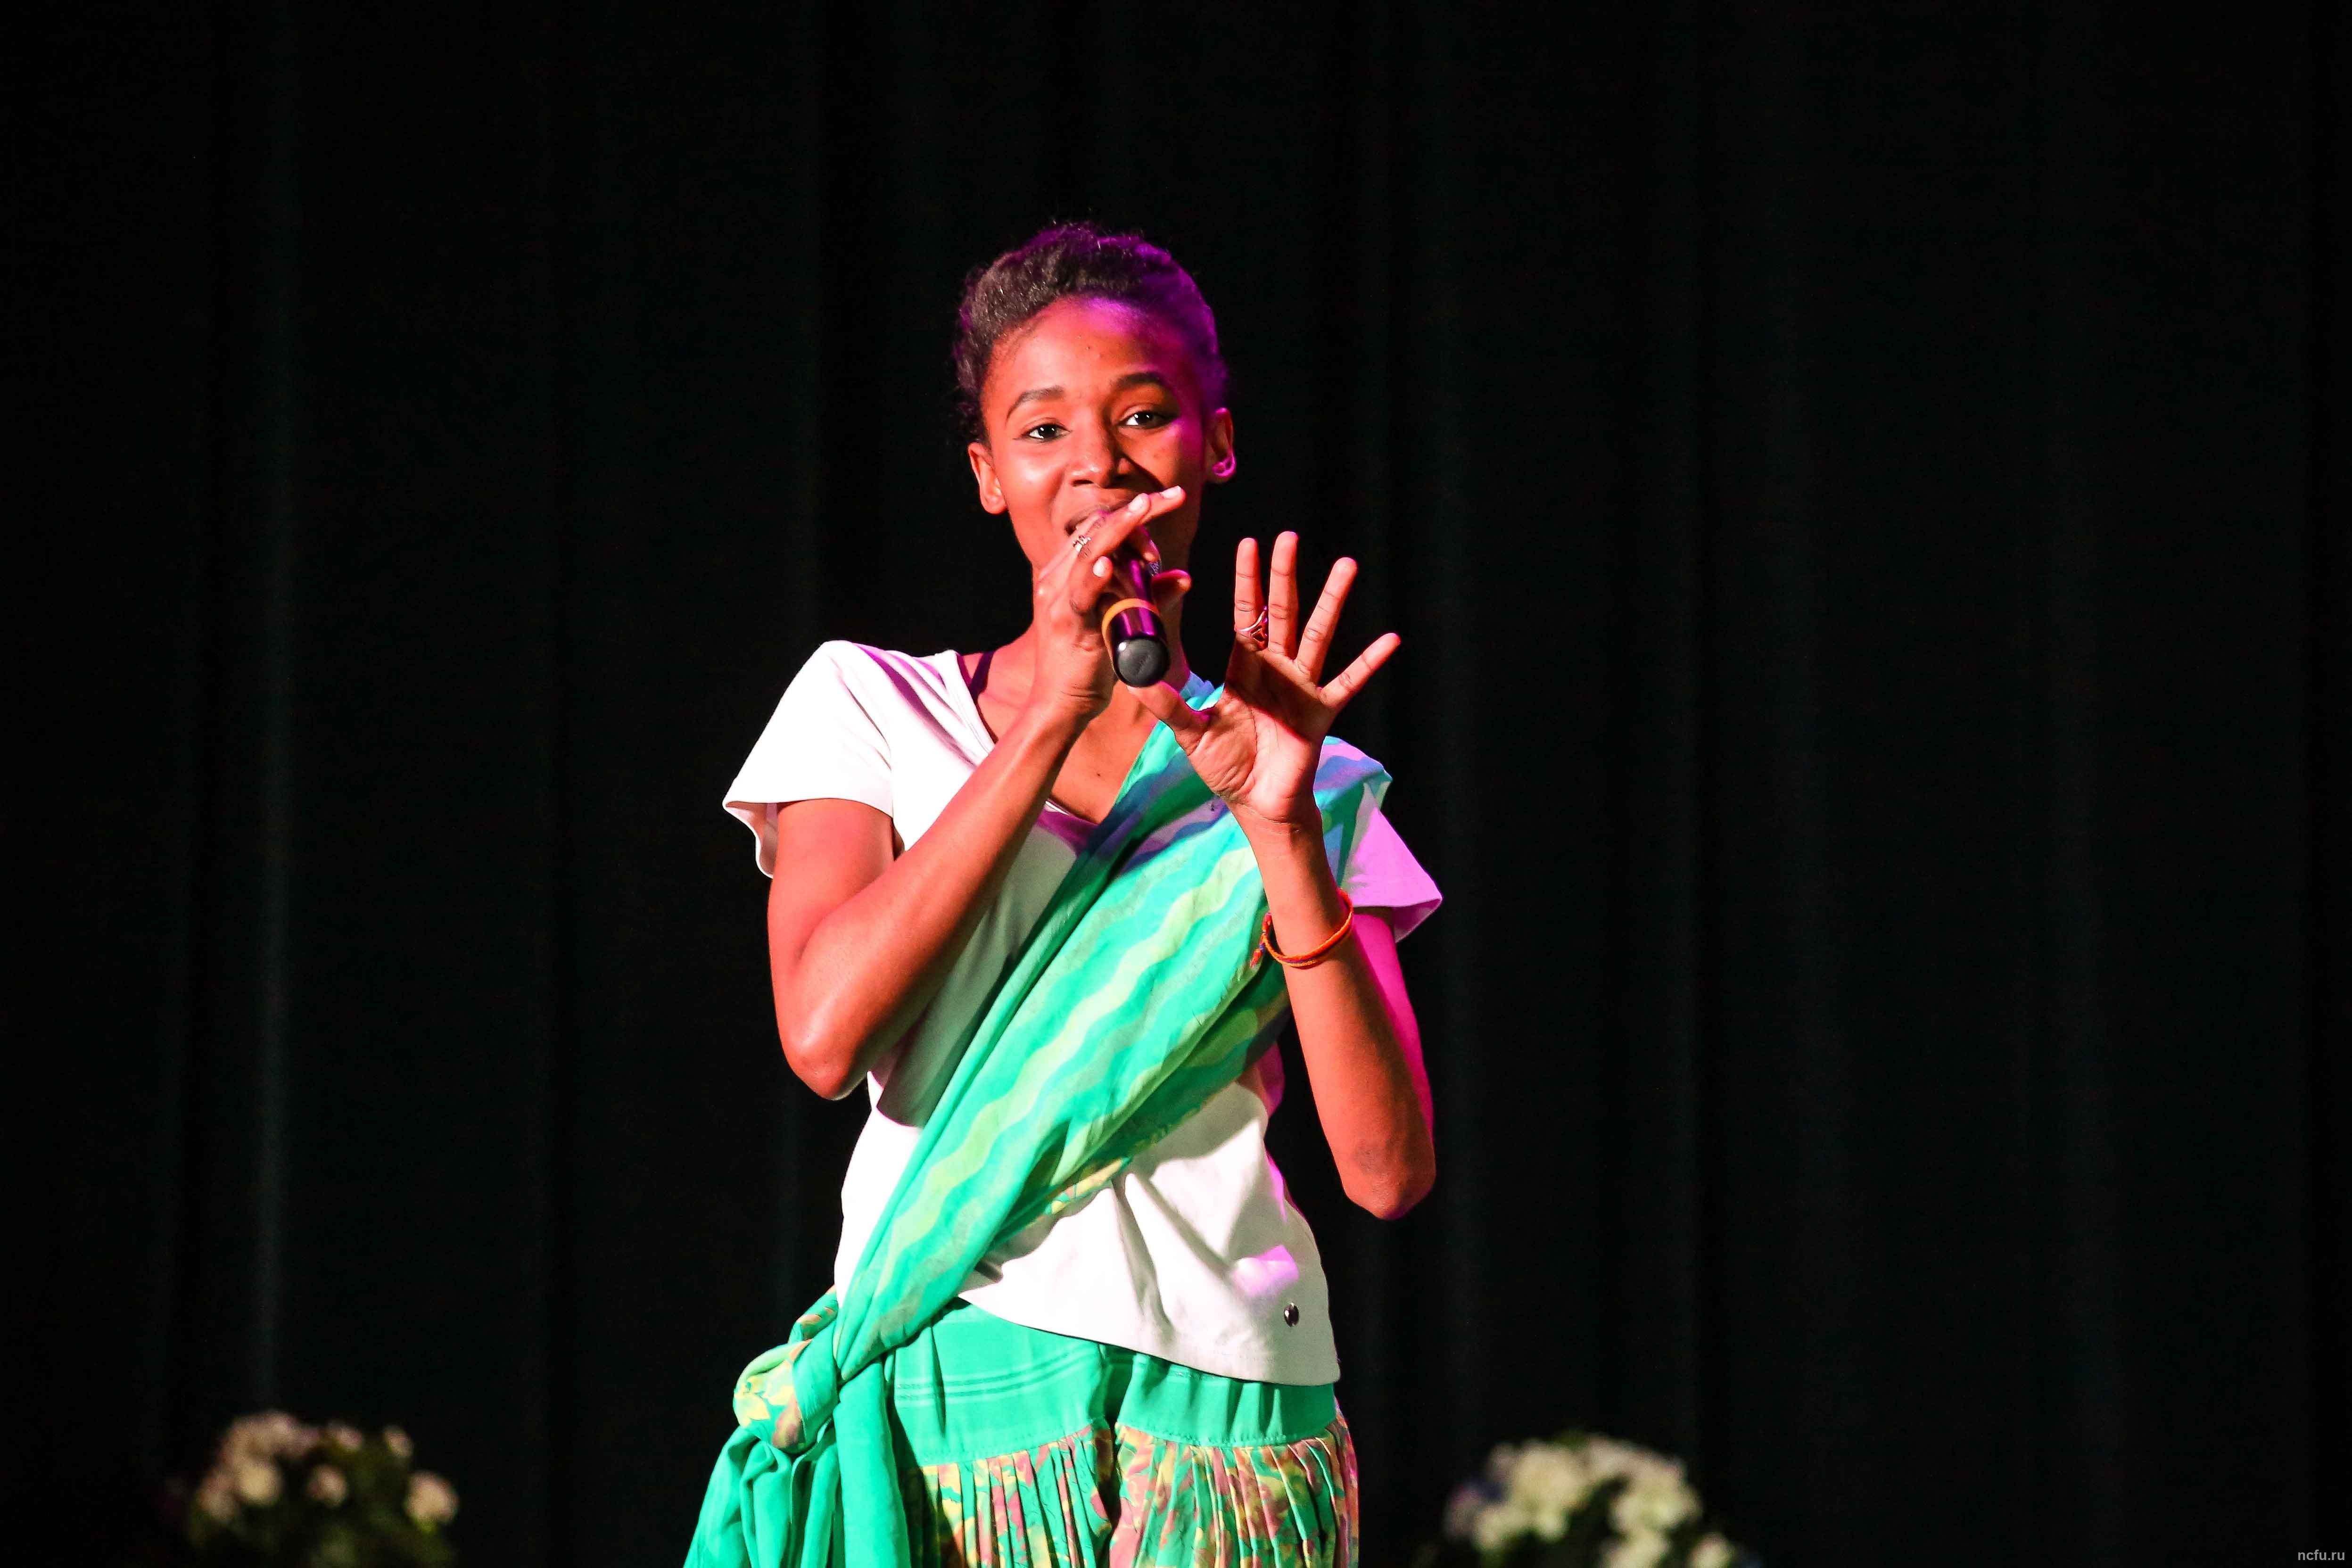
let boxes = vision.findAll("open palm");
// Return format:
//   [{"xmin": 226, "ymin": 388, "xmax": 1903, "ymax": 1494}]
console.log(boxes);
[{"xmin": 1138, "ymin": 533, "xmax": 1400, "ymax": 836}]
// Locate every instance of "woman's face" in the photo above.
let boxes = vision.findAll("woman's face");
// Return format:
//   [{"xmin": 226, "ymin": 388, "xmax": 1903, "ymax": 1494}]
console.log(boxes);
[{"xmin": 966, "ymin": 296, "xmax": 1235, "ymax": 577}]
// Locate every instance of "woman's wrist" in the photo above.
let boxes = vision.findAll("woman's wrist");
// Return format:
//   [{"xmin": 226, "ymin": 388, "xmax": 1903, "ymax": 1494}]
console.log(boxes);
[
  {"xmin": 1245, "ymin": 813, "xmax": 1343, "ymax": 923},
  {"xmin": 1233, "ymin": 797, "xmax": 1326, "ymax": 852},
  {"xmin": 1010, "ymin": 688, "xmax": 1098, "ymax": 749}
]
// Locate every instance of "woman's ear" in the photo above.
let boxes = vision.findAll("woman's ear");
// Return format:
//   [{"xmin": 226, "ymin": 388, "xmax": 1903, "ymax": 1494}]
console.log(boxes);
[
  {"xmin": 1205, "ymin": 408, "xmax": 1237, "ymax": 483},
  {"xmin": 966, "ymin": 440, "xmax": 1007, "ymax": 514}
]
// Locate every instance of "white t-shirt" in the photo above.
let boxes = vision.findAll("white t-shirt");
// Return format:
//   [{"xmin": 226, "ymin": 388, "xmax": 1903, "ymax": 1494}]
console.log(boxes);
[{"xmin": 724, "ymin": 641, "xmax": 1441, "ymax": 1385}]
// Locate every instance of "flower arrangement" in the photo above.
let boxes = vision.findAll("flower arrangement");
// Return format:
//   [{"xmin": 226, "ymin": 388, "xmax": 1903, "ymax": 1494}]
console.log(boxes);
[
  {"xmin": 179, "ymin": 1413, "xmax": 459, "ymax": 1567},
  {"xmin": 1423, "ymin": 1433, "xmax": 1751, "ymax": 1568}
]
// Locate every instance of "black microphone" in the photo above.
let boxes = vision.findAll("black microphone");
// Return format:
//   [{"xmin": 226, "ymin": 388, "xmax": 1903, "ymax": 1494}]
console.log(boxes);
[{"xmin": 1101, "ymin": 551, "xmax": 1170, "ymax": 688}]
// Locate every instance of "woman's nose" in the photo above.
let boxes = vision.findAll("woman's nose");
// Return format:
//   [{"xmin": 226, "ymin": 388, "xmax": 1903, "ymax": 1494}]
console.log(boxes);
[
  {"xmin": 1068, "ymin": 418, "xmax": 1139, "ymax": 488},
  {"xmin": 1065, "ymin": 421, "xmax": 1114, "ymax": 484}
]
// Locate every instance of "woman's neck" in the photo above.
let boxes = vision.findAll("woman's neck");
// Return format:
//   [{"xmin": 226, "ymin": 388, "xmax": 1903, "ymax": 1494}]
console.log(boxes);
[{"xmin": 962, "ymin": 600, "xmax": 1191, "ymax": 816}]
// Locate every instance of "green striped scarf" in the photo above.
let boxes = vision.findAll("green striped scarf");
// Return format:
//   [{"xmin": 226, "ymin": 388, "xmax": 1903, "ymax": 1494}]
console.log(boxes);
[{"xmin": 685, "ymin": 696, "xmax": 1388, "ymax": 1568}]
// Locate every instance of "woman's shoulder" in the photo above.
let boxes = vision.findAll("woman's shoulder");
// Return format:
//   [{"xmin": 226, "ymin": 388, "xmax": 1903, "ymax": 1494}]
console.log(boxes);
[
  {"xmin": 796, "ymin": 638, "xmax": 959, "ymax": 682},
  {"xmin": 726, "ymin": 642, "xmax": 972, "ymax": 835},
  {"xmin": 789, "ymin": 640, "xmax": 967, "ymax": 710}
]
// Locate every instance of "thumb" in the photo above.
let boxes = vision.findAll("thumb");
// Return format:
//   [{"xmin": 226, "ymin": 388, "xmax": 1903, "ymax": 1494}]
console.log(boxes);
[
  {"xmin": 1148, "ymin": 568, "xmax": 1192, "ymax": 617},
  {"xmin": 1131, "ymin": 678, "xmax": 1210, "ymax": 746}
]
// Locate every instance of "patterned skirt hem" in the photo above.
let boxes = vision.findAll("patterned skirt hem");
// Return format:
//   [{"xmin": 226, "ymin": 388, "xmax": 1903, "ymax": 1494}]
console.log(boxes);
[{"xmin": 907, "ymin": 1411, "xmax": 1357, "ymax": 1568}]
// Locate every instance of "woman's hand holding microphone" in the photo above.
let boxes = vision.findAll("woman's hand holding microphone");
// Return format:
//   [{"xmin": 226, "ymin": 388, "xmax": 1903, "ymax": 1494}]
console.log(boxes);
[{"xmin": 1025, "ymin": 486, "xmax": 1194, "ymax": 728}]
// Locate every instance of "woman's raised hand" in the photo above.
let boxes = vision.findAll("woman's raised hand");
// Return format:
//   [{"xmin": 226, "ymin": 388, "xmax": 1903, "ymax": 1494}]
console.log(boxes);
[
  {"xmin": 1134, "ymin": 532, "xmax": 1400, "ymax": 837},
  {"xmin": 1027, "ymin": 487, "xmax": 1191, "ymax": 724}
]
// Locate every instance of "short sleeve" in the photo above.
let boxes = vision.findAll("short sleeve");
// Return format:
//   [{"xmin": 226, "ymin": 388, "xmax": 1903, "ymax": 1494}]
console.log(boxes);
[
  {"xmin": 1339, "ymin": 790, "xmax": 1443, "ymax": 939},
  {"xmin": 724, "ymin": 642, "xmax": 894, "ymax": 877}
]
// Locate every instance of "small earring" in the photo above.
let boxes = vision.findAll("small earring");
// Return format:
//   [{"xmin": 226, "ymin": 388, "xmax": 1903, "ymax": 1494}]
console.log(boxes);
[{"xmin": 1211, "ymin": 456, "xmax": 1237, "ymax": 480}]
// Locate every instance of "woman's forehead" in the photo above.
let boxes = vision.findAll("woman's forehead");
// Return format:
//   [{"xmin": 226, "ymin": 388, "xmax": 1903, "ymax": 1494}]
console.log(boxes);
[{"xmin": 989, "ymin": 298, "xmax": 1197, "ymax": 396}]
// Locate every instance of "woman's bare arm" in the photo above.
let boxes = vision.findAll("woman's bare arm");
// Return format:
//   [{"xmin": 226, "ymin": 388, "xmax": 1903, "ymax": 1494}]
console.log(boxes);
[
  {"xmin": 1253, "ymin": 828, "xmax": 1434, "ymax": 1217},
  {"xmin": 763, "ymin": 494, "xmax": 1173, "ymax": 1098},
  {"xmin": 1133, "ymin": 532, "xmax": 1434, "ymax": 1219},
  {"xmin": 763, "ymin": 704, "xmax": 1089, "ymax": 1098}
]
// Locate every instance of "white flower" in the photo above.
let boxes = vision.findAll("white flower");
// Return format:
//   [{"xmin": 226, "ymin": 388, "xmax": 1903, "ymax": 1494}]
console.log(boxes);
[
  {"xmin": 382, "ymin": 1426, "xmax": 414, "ymax": 1461},
  {"xmin": 1508, "ymin": 1442, "xmax": 1594, "ymax": 1534},
  {"xmin": 220, "ymin": 1417, "xmax": 269, "ymax": 1464},
  {"xmin": 1581, "ymin": 1436, "xmax": 1660, "ymax": 1482},
  {"xmin": 1610, "ymin": 1461, "xmax": 1697, "ymax": 1536},
  {"xmin": 232, "ymin": 1458, "xmax": 283, "ymax": 1506},
  {"xmin": 1457, "ymin": 1430, "xmax": 1716, "ymax": 1567},
  {"xmin": 224, "ymin": 1411, "xmax": 318, "ymax": 1464},
  {"xmin": 1469, "ymin": 1505, "xmax": 1509, "ymax": 1553},
  {"xmin": 406, "ymin": 1470, "xmax": 459, "ymax": 1528},
  {"xmin": 307, "ymin": 1465, "xmax": 349, "ymax": 1506},
  {"xmin": 1690, "ymin": 1534, "xmax": 1737, "ymax": 1568},
  {"xmin": 195, "ymin": 1470, "xmax": 239, "ymax": 1523},
  {"xmin": 1443, "ymin": 1481, "xmax": 1491, "ymax": 1541},
  {"xmin": 1601, "ymin": 1527, "xmax": 1670, "ymax": 1568},
  {"xmin": 1484, "ymin": 1443, "xmax": 1522, "ymax": 1489},
  {"xmin": 325, "ymin": 1421, "xmax": 365, "ymax": 1452}
]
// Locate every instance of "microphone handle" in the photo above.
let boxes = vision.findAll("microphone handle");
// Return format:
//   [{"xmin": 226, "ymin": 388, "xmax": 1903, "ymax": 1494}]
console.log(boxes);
[{"xmin": 1104, "ymin": 553, "xmax": 1170, "ymax": 688}]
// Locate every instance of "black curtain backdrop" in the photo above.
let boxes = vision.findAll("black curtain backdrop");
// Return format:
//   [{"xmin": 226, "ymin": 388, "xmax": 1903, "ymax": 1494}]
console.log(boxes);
[{"xmin": 20, "ymin": 2, "xmax": 2348, "ymax": 1563}]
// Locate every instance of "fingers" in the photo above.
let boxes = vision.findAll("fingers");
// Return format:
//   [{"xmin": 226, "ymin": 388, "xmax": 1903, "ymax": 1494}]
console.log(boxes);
[
  {"xmin": 1232, "ymin": 536, "xmax": 1263, "ymax": 642},
  {"xmin": 1070, "ymin": 487, "xmax": 1182, "ymax": 610},
  {"xmin": 1130, "ymin": 679, "xmax": 1211, "ymax": 745},
  {"xmin": 1266, "ymin": 532, "xmax": 1300, "ymax": 657},
  {"xmin": 1295, "ymin": 557, "xmax": 1357, "ymax": 683},
  {"xmin": 1320, "ymin": 631, "xmax": 1401, "ymax": 712}
]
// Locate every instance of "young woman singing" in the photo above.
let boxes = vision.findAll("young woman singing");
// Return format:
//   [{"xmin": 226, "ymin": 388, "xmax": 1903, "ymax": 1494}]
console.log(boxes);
[{"xmin": 688, "ymin": 223, "xmax": 1440, "ymax": 1568}]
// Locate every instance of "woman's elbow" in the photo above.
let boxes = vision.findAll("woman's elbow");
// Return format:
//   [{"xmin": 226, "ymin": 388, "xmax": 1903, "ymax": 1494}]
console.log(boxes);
[
  {"xmin": 1345, "ymin": 1151, "xmax": 1436, "ymax": 1221},
  {"xmin": 776, "ymin": 1020, "xmax": 862, "ymax": 1101}
]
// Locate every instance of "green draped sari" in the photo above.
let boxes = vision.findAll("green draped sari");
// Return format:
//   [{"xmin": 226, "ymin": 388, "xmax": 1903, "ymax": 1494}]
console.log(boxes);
[{"xmin": 684, "ymin": 701, "xmax": 1387, "ymax": 1568}]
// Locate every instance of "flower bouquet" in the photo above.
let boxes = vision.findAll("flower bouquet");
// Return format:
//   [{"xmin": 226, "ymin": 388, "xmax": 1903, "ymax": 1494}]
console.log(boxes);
[
  {"xmin": 178, "ymin": 1413, "xmax": 459, "ymax": 1567},
  {"xmin": 1422, "ymin": 1433, "xmax": 1751, "ymax": 1568}
]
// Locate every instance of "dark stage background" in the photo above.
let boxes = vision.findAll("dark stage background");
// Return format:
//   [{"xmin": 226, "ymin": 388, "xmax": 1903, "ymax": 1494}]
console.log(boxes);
[{"xmin": 18, "ymin": 1, "xmax": 2348, "ymax": 1563}]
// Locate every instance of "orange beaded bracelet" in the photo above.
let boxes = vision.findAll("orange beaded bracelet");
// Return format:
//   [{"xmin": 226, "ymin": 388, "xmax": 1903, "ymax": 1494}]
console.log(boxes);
[{"xmin": 1259, "ymin": 890, "xmax": 1356, "ymax": 968}]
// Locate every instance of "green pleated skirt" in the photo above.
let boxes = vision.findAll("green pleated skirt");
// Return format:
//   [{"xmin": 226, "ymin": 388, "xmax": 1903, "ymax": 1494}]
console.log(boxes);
[
  {"xmin": 893, "ymin": 1303, "xmax": 1354, "ymax": 1567},
  {"xmin": 691, "ymin": 1302, "xmax": 1357, "ymax": 1568}
]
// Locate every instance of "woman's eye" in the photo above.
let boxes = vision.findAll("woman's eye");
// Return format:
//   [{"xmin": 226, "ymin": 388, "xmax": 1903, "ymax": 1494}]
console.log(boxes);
[
  {"xmin": 1122, "ymin": 408, "xmax": 1169, "ymax": 428},
  {"xmin": 1022, "ymin": 421, "xmax": 1066, "ymax": 441}
]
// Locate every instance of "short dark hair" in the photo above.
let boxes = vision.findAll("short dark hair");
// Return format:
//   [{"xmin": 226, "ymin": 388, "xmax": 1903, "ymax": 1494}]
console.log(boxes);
[{"xmin": 952, "ymin": 222, "xmax": 1227, "ymax": 441}]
